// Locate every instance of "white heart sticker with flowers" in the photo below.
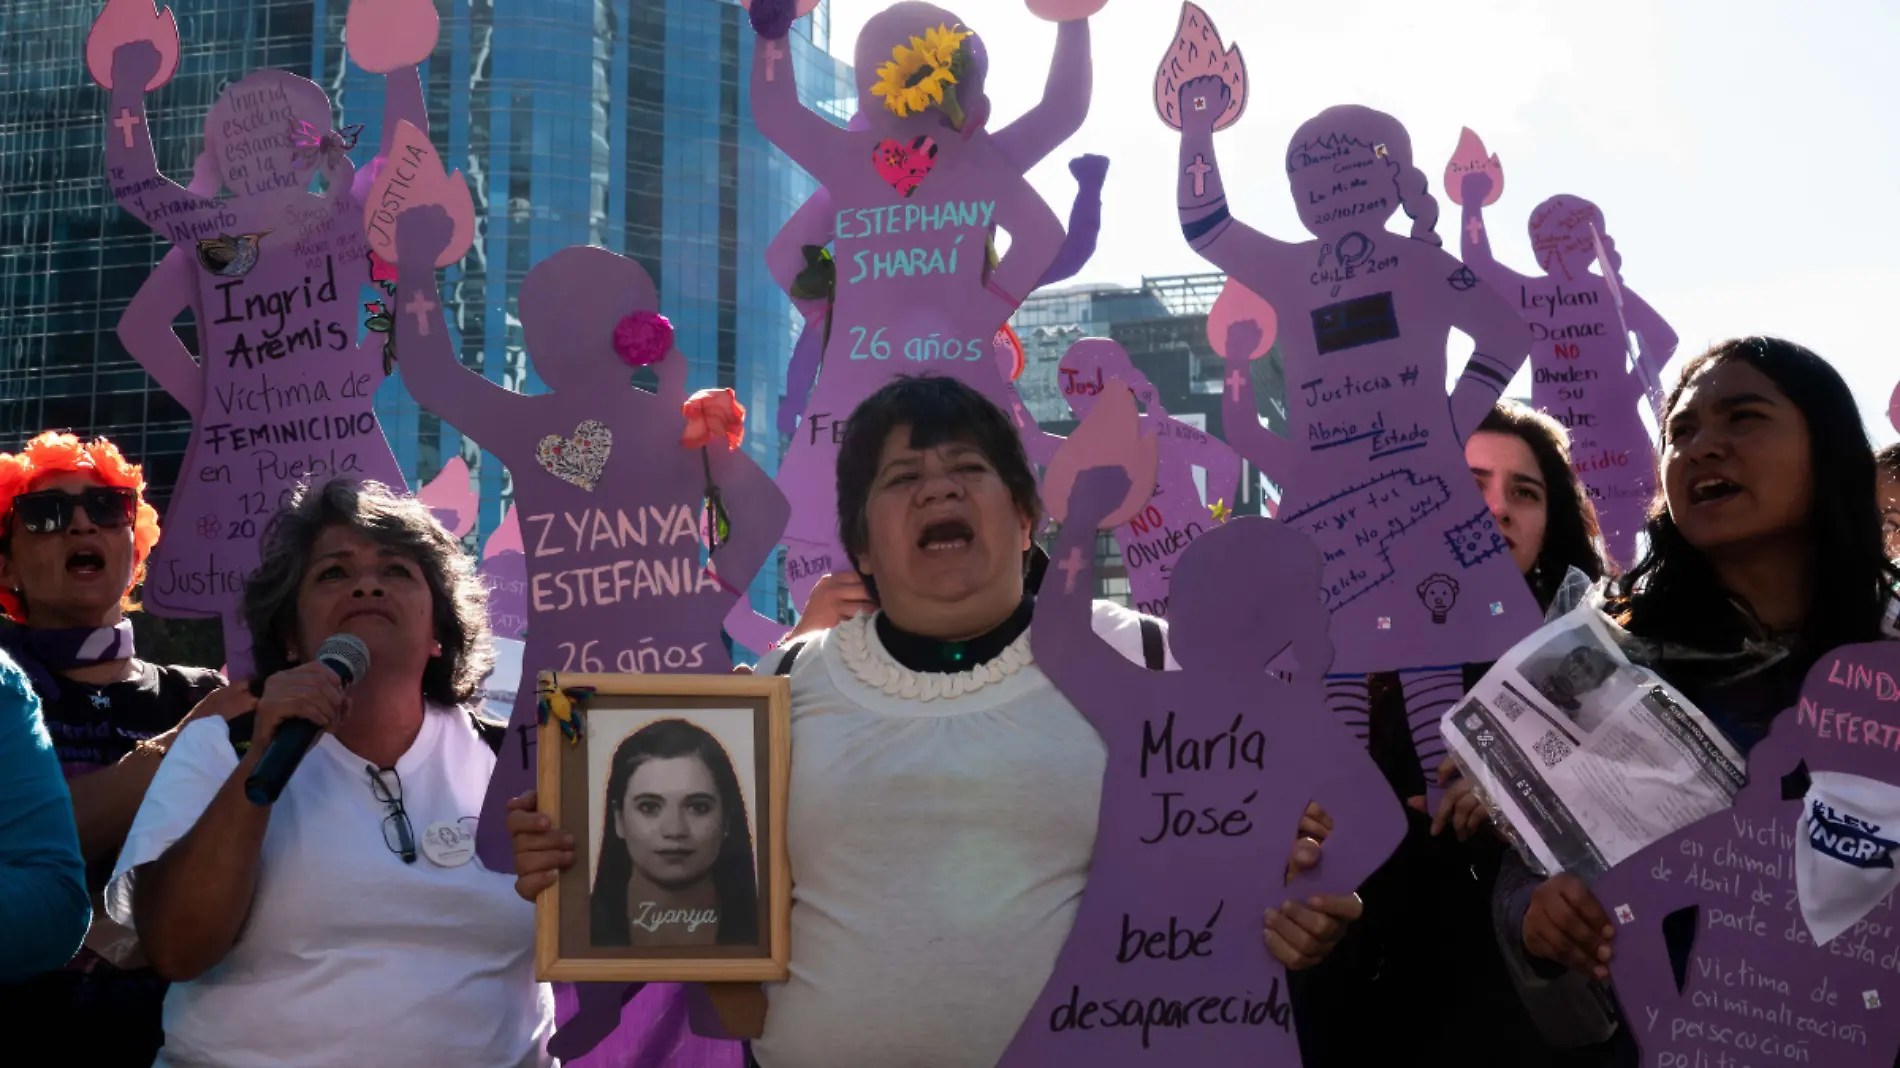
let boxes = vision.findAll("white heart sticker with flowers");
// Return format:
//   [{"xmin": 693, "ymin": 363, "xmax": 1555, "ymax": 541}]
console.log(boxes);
[{"xmin": 536, "ymin": 420, "xmax": 612, "ymax": 491}]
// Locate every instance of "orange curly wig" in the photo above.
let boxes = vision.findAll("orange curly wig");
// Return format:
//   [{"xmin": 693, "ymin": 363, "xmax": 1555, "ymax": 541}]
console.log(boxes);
[{"xmin": 0, "ymin": 432, "xmax": 162, "ymax": 623}]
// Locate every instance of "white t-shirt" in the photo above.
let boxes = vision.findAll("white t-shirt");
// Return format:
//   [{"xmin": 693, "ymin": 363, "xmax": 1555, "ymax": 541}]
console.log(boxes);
[
  {"xmin": 750, "ymin": 602, "xmax": 1173, "ymax": 1068},
  {"xmin": 107, "ymin": 706, "xmax": 555, "ymax": 1068}
]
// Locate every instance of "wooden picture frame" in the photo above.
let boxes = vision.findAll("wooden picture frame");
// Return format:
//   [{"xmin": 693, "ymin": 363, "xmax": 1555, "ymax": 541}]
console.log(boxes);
[{"xmin": 534, "ymin": 671, "xmax": 791, "ymax": 983}]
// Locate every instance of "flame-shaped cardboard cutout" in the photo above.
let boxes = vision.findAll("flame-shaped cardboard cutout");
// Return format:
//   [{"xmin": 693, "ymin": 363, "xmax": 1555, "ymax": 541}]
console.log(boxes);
[
  {"xmin": 998, "ymin": 465, "xmax": 1405, "ymax": 1067},
  {"xmin": 364, "ymin": 120, "xmax": 475, "ymax": 267},
  {"xmin": 1443, "ymin": 127, "xmax": 1504, "ymax": 207},
  {"xmin": 1154, "ymin": 3, "xmax": 1246, "ymax": 132},
  {"xmin": 86, "ymin": 0, "xmax": 179, "ymax": 91},
  {"xmin": 345, "ymin": 0, "xmax": 441, "ymax": 75},
  {"xmin": 1027, "ymin": 0, "xmax": 1110, "ymax": 22},
  {"xmin": 1594, "ymin": 641, "xmax": 1900, "ymax": 1068},
  {"xmin": 415, "ymin": 455, "xmax": 478, "ymax": 538},
  {"xmin": 1041, "ymin": 379, "xmax": 1159, "ymax": 528},
  {"xmin": 1206, "ymin": 276, "xmax": 1277, "ymax": 362}
]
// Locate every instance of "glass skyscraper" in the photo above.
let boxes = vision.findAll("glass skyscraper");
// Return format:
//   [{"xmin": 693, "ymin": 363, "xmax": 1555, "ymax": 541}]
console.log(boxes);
[{"xmin": 0, "ymin": 0, "xmax": 850, "ymax": 625}]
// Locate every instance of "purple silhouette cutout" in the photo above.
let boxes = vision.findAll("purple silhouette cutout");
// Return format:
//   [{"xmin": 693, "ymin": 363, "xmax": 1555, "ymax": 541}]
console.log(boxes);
[
  {"xmin": 1595, "ymin": 641, "xmax": 1900, "ymax": 1068},
  {"xmin": 1171, "ymin": 63, "xmax": 1539, "ymax": 792},
  {"xmin": 1459, "ymin": 174, "xmax": 1677, "ymax": 567},
  {"xmin": 1056, "ymin": 339, "xmax": 1240, "ymax": 619},
  {"xmin": 750, "ymin": 1, "xmax": 1073, "ymax": 610},
  {"xmin": 392, "ymin": 205, "xmax": 786, "ymax": 1068},
  {"xmin": 105, "ymin": 42, "xmax": 423, "ymax": 677},
  {"xmin": 998, "ymin": 464, "xmax": 1404, "ymax": 1065}
]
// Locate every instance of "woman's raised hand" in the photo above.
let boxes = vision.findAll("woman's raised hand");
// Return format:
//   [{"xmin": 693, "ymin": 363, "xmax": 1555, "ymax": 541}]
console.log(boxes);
[{"xmin": 507, "ymin": 790, "xmax": 575, "ymax": 902}]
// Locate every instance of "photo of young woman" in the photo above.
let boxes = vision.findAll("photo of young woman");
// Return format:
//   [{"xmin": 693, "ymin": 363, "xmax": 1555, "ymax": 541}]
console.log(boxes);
[{"xmin": 588, "ymin": 716, "xmax": 760, "ymax": 949}]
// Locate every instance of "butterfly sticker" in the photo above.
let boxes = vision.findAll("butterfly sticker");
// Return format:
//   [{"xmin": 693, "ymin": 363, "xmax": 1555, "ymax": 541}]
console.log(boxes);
[
  {"xmin": 196, "ymin": 231, "xmax": 272, "ymax": 278},
  {"xmin": 288, "ymin": 119, "xmax": 365, "ymax": 171}
]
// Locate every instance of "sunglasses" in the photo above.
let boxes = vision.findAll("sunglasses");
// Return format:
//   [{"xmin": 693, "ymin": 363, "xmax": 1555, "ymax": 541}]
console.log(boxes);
[{"xmin": 6, "ymin": 487, "xmax": 139, "ymax": 536}]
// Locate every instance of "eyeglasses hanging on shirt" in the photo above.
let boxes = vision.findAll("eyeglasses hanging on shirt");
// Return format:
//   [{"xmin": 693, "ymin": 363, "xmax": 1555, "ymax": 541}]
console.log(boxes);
[{"xmin": 367, "ymin": 764, "xmax": 418, "ymax": 864}]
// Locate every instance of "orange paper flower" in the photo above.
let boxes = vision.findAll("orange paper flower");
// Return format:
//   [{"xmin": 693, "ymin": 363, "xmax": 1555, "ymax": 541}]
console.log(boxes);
[{"xmin": 681, "ymin": 389, "xmax": 746, "ymax": 451}]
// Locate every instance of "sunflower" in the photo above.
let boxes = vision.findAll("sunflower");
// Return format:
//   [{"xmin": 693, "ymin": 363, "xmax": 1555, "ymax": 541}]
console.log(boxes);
[{"xmin": 871, "ymin": 24, "xmax": 973, "ymax": 122}]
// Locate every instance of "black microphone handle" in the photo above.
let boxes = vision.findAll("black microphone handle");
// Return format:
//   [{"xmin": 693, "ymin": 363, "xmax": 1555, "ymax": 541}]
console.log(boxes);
[{"xmin": 244, "ymin": 717, "xmax": 324, "ymax": 806}]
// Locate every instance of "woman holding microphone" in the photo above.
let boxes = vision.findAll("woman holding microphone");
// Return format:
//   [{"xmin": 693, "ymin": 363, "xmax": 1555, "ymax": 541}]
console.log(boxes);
[{"xmin": 106, "ymin": 480, "xmax": 554, "ymax": 1068}]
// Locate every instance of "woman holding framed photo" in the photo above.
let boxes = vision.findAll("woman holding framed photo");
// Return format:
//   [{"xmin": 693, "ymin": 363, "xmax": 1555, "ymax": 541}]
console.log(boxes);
[{"xmin": 511, "ymin": 376, "xmax": 1364, "ymax": 1068}]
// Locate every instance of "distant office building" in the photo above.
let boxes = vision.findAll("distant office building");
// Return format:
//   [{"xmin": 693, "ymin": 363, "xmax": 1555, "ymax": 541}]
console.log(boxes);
[
  {"xmin": 1011, "ymin": 272, "xmax": 1287, "ymax": 605},
  {"xmin": 0, "ymin": 0, "xmax": 851, "ymax": 625}
]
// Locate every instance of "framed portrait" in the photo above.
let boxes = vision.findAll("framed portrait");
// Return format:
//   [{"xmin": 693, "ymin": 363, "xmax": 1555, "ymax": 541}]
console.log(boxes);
[{"xmin": 534, "ymin": 671, "xmax": 791, "ymax": 983}]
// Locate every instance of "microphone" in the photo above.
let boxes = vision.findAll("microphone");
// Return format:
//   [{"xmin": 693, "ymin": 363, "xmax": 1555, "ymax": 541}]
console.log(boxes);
[{"xmin": 244, "ymin": 634, "xmax": 371, "ymax": 806}]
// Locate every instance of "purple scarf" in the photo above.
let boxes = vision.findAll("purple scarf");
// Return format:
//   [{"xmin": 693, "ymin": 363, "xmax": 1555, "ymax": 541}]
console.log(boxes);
[{"xmin": 0, "ymin": 620, "xmax": 136, "ymax": 702}]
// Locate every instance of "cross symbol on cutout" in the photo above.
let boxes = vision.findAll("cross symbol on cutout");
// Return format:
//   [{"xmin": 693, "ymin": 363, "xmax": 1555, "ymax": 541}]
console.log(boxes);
[
  {"xmin": 1187, "ymin": 154, "xmax": 1213, "ymax": 198},
  {"xmin": 1465, "ymin": 215, "xmax": 1484, "ymax": 244},
  {"xmin": 113, "ymin": 108, "xmax": 143, "ymax": 149},
  {"xmin": 1058, "ymin": 546, "xmax": 1088, "ymax": 594},
  {"xmin": 764, "ymin": 41, "xmax": 787, "ymax": 83},
  {"xmin": 405, "ymin": 289, "xmax": 438, "ymax": 336},
  {"xmin": 1226, "ymin": 369, "xmax": 1245, "ymax": 401}
]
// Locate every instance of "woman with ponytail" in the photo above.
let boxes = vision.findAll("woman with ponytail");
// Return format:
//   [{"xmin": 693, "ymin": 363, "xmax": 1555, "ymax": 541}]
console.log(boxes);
[
  {"xmin": 1459, "ymin": 186, "xmax": 1679, "ymax": 568},
  {"xmin": 1175, "ymin": 83, "xmax": 1541, "ymax": 798}
]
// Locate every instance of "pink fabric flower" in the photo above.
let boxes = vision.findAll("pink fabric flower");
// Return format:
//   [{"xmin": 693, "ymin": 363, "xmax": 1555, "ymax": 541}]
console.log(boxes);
[
  {"xmin": 681, "ymin": 389, "xmax": 746, "ymax": 451},
  {"xmin": 614, "ymin": 311, "xmax": 674, "ymax": 368}
]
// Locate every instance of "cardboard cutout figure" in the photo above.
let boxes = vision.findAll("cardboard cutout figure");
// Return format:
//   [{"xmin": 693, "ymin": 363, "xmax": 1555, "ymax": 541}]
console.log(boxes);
[
  {"xmin": 749, "ymin": 0, "xmax": 1072, "ymax": 610},
  {"xmin": 1596, "ymin": 641, "xmax": 1900, "ymax": 1068},
  {"xmin": 1056, "ymin": 339, "xmax": 1239, "ymax": 619},
  {"xmin": 95, "ymin": 19, "xmax": 426, "ymax": 675},
  {"xmin": 389, "ymin": 204, "xmax": 787, "ymax": 867},
  {"xmin": 393, "ymin": 205, "xmax": 783, "ymax": 1067},
  {"xmin": 1000, "ymin": 417, "xmax": 1403, "ymax": 1065},
  {"xmin": 1165, "ymin": 11, "xmax": 1539, "ymax": 790},
  {"xmin": 1453, "ymin": 131, "xmax": 1677, "ymax": 567}
]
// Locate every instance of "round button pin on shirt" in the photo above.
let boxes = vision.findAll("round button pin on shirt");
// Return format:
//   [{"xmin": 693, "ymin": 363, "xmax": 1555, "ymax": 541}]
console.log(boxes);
[{"xmin": 422, "ymin": 819, "xmax": 476, "ymax": 867}]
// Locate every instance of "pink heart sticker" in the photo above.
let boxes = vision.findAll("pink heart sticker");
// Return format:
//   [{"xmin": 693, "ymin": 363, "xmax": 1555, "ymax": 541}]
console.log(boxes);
[{"xmin": 873, "ymin": 136, "xmax": 939, "ymax": 199}]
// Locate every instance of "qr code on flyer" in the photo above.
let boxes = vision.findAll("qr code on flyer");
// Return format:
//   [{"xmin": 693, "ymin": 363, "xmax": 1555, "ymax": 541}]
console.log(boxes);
[{"xmin": 1534, "ymin": 731, "xmax": 1573, "ymax": 768}]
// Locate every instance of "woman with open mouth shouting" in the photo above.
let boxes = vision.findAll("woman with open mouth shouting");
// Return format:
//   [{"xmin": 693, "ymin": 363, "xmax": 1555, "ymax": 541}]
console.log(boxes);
[
  {"xmin": 0, "ymin": 432, "xmax": 248, "ymax": 1066},
  {"xmin": 509, "ymin": 375, "xmax": 1359, "ymax": 1067},
  {"xmin": 1492, "ymin": 337, "xmax": 1900, "ymax": 1061}
]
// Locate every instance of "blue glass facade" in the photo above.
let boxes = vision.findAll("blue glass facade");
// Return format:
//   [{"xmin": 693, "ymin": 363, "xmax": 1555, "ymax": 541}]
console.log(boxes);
[{"xmin": 0, "ymin": 0, "xmax": 851, "ymax": 624}]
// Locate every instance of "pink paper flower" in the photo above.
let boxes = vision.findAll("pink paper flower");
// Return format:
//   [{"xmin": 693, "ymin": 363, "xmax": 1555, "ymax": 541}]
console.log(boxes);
[
  {"xmin": 681, "ymin": 389, "xmax": 746, "ymax": 452},
  {"xmin": 614, "ymin": 310, "xmax": 674, "ymax": 368}
]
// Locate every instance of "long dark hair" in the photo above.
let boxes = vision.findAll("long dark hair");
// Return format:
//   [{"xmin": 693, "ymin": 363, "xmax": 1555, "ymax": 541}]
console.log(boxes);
[
  {"xmin": 590, "ymin": 719, "xmax": 759, "ymax": 946},
  {"xmin": 1609, "ymin": 337, "xmax": 1897, "ymax": 652},
  {"xmin": 1476, "ymin": 402, "xmax": 1610, "ymax": 609}
]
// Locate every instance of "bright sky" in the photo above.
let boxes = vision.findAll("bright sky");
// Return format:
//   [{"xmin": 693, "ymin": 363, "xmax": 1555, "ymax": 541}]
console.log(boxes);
[{"xmin": 826, "ymin": 0, "xmax": 1900, "ymax": 444}]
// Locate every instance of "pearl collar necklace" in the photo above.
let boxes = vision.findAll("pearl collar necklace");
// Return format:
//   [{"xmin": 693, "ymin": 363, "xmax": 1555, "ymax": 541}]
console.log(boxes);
[{"xmin": 833, "ymin": 612, "xmax": 1034, "ymax": 702}]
